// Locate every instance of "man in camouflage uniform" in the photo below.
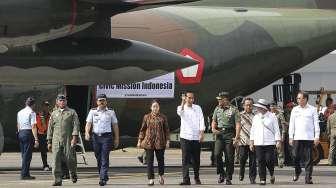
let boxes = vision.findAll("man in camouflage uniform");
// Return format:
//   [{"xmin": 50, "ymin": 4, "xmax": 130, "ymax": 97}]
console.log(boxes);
[
  {"xmin": 270, "ymin": 102, "xmax": 288, "ymax": 168},
  {"xmin": 327, "ymin": 112, "xmax": 336, "ymax": 165},
  {"xmin": 283, "ymin": 102, "xmax": 294, "ymax": 165},
  {"xmin": 212, "ymin": 92, "xmax": 241, "ymax": 185},
  {"xmin": 47, "ymin": 94, "xmax": 80, "ymax": 186}
]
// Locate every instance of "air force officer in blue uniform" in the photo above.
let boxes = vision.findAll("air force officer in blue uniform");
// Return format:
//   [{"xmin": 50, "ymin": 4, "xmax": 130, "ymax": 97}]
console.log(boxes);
[{"xmin": 85, "ymin": 94, "xmax": 119, "ymax": 186}]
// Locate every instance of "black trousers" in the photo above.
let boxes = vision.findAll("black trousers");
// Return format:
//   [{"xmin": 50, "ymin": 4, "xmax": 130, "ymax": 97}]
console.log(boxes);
[
  {"xmin": 255, "ymin": 145, "xmax": 275, "ymax": 181},
  {"xmin": 292, "ymin": 140, "xmax": 314, "ymax": 181},
  {"xmin": 180, "ymin": 138, "xmax": 201, "ymax": 182},
  {"xmin": 92, "ymin": 133, "xmax": 113, "ymax": 181},
  {"xmin": 239, "ymin": 145, "xmax": 257, "ymax": 181},
  {"xmin": 38, "ymin": 134, "xmax": 49, "ymax": 168},
  {"xmin": 214, "ymin": 138, "xmax": 234, "ymax": 180},
  {"xmin": 18, "ymin": 130, "xmax": 33, "ymax": 177},
  {"xmin": 145, "ymin": 149, "xmax": 165, "ymax": 179}
]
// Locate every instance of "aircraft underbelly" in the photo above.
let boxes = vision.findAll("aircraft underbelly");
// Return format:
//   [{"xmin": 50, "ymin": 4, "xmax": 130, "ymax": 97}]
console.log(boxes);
[
  {"xmin": 0, "ymin": 23, "xmax": 93, "ymax": 48},
  {"xmin": 0, "ymin": 66, "xmax": 167, "ymax": 85}
]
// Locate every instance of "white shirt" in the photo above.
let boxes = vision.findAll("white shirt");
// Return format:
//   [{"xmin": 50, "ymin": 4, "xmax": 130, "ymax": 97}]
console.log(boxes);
[
  {"xmin": 289, "ymin": 104, "xmax": 319, "ymax": 140},
  {"xmin": 17, "ymin": 106, "xmax": 37, "ymax": 130},
  {"xmin": 177, "ymin": 104, "xmax": 205, "ymax": 140},
  {"xmin": 250, "ymin": 111, "xmax": 281, "ymax": 146},
  {"xmin": 86, "ymin": 107, "xmax": 118, "ymax": 134}
]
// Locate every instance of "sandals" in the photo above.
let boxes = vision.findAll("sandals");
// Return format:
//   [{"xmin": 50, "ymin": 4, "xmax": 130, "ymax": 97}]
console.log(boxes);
[{"xmin": 159, "ymin": 176, "xmax": 164, "ymax": 185}]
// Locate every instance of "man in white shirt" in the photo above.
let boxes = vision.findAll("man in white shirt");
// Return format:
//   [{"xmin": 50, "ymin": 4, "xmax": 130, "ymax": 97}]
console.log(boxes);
[
  {"xmin": 289, "ymin": 91, "xmax": 319, "ymax": 184},
  {"xmin": 177, "ymin": 92, "xmax": 205, "ymax": 185},
  {"xmin": 250, "ymin": 99, "xmax": 281, "ymax": 185},
  {"xmin": 17, "ymin": 97, "xmax": 39, "ymax": 180},
  {"xmin": 85, "ymin": 94, "xmax": 119, "ymax": 186}
]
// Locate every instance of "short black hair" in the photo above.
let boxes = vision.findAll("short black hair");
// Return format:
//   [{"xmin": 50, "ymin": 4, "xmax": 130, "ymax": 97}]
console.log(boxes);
[
  {"xmin": 25, "ymin": 97, "xmax": 35, "ymax": 106},
  {"xmin": 297, "ymin": 90, "xmax": 309, "ymax": 100},
  {"xmin": 326, "ymin": 97, "xmax": 333, "ymax": 106},
  {"xmin": 150, "ymin": 99, "xmax": 160, "ymax": 106},
  {"xmin": 185, "ymin": 91, "xmax": 194, "ymax": 95},
  {"xmin": 242, "ymin": 97, "xmax": 254, "ymax": 104}
]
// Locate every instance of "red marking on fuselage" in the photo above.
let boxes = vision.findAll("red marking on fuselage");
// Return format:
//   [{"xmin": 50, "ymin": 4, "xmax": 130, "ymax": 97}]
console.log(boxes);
[
  {"xmin": 69, "ymin": 0, "xmax": 78, "ymax": 34},
  {"xmin": 176, "ymin": 48, "xmax": 205, "ymax": 85}
]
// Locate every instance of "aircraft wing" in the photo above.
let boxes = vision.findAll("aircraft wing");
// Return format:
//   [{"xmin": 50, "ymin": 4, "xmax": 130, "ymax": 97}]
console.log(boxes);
[{"xmin": 0, "ymin": 37, "xmax": 196, "ymax": 85}]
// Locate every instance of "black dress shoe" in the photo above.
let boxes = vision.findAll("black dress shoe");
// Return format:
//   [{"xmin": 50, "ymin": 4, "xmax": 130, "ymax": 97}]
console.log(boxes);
[
  {"xmin": 250, "ymin": 179, "xmax": 256, "ymax": 184},
  {"xmin": 270, "ymin": 176, "xmax": 275, "ymax": 184},
  {"xmin": 218, "ymin": 174, "xmax": 225, "ymax": 183},
  {"xmin": 179, "ymin": 181, "xmax": 191, "ymax": 185},
  {"xmin": 21, "ymin": 176, "xmax": 36, "ymax": 180},
  {"xmin": 225, "ymin": 179, "xmax": 232, "ymax": 185},
  {"xmin": 194, "ymin": 178, "xmax": 202, "ymax": 185},
  {"xmin": 71, "ymin": 174, "xmax": 78, "ymax": 183},
  {"xmin": 305, "ymin": 179, "xmax": 313, "ymax": 184},
  {"xmin": 239, "ymin": 175, "xmax": 244, "ymax": 181},
  {"xmin": 52, "ymin": 182, "xmax": 62, "ymax": 186},
  {"xmin": 99, "ymin": 180, "xmax": 107, "ymax": 186}
]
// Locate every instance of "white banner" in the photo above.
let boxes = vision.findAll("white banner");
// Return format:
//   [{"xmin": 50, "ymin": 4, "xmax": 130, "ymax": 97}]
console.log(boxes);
[{"xmin": 97, "ymin": 73, "xmax": 175, "ymax": 98}]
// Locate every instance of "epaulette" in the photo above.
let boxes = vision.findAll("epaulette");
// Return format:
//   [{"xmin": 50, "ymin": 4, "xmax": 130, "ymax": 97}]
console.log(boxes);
[{"xmin": 91, "ymin": 108, "xmax": 97, "ymax": 110}]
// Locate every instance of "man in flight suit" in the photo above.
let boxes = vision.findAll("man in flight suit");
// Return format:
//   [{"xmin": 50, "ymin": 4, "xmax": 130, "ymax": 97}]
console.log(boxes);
[{"xmin": 47, "ymin": 94, "xmax": 80, "ymax": 186}]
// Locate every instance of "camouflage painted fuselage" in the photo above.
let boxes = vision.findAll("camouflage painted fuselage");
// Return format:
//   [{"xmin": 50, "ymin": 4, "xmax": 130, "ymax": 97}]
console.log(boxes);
[
  {"xmin": 110, "ymin": 0, "xmax": 336, "ymax": 136},
  {"xmin": 2, "ymin": 0, "xmax": 336, "ymax": 151}
]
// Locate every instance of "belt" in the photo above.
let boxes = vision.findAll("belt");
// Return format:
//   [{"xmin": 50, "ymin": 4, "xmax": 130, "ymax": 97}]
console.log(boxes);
[
  {"xmin": 94, "ymin": 132, "xmax": 112, "ymax": 137},
  {"xmin": 217, "ymin": 127, "xmax": 234, "ymax": 133}
]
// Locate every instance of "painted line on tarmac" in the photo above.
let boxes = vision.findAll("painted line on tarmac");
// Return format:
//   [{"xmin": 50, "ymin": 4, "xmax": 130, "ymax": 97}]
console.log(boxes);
[{"xmin": 0, "ymin": 172, "xmax": 183, "ymax": 186}]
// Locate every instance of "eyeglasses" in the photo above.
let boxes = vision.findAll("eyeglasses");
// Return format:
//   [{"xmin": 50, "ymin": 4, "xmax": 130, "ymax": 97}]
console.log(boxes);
[{"xmin": 98, "ymin": 99, "xmax": 106, "ymax": 102}]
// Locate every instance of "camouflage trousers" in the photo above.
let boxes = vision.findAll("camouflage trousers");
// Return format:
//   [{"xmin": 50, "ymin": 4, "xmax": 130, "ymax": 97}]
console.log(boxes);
[
  {"xmin": 277, "ymin": 143, "xmax": 284, "ymax": 168},
  {"xmin": 328, "ymin": 135, "xmax": 336, "ymax": 165}
]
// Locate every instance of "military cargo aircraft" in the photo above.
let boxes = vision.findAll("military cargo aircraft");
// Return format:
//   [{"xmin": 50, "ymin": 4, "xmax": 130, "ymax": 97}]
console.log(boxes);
[{"xmin": 2, "ymin": 0, "xmax": 336, "ymax": 153}]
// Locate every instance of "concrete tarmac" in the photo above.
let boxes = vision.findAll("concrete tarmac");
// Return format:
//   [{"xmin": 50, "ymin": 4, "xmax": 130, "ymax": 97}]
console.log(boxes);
[{"xmin": 0, "ymin": 148, "xmax": 335, "ymax": 187}]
